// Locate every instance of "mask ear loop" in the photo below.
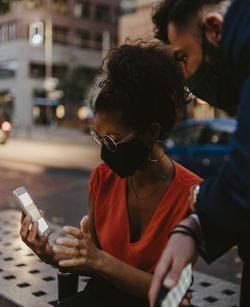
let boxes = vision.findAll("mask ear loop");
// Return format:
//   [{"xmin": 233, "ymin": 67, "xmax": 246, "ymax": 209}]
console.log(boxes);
[{"xmin": 147, "ymin": 140, "xmax": 166, "ymax": 163}]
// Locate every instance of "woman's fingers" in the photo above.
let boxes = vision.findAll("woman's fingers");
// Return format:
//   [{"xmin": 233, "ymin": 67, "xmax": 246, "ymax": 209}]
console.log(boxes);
[
  {"xmin": 80, "ymin": 215, "xmax": 89, "ymax": 233},
  {"xmin": 40, "ymin": 235, "xmax": 49, "ymax": 247},
  {"xmin": 27, "ymin": 221, "xmax": 38, "ymax": 243},
  {"xmin": 36, "ymin": 235, "xmax": 49, "ymax": 255},
  {"xmin": 58, "ymin": 257, "xmax": 86, "ymax": 267},
  {"xmin": 20, "ymin": 215, "xmax": 32, "ymax": 241},
  {"xmin": 21, "ymin": 211, "xmax": 26, "ymax": 223},
  {"xmin": 63, "ymin": 226, "xmax": 84, "ymax": 239},
  {"xmin": 56, "ymin": 237, "xmax": 81, "ymax": 248},
  {"xmin": 54, "ymin": 245, "xmax": 82, "ymax": 257}
]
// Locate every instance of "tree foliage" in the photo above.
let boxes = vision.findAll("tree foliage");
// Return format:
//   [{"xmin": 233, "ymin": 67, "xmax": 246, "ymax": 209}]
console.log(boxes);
[
  {"xmin": 0, "ymin": 0, "xmax": 13, "ymax": 14},
  {"xmin": 58, "ymin": 67, "xmax": 97, "ymax": 119}
]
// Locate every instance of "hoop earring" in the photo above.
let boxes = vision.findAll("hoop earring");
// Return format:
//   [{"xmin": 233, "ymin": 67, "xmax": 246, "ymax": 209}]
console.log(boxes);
[
  {"xmin": 147, "ymin": 140, "xmax": 166, "ymax": 163},
  {"xmin": 157, "ymin": 140, "xmax": 166, "ymax": 146}
]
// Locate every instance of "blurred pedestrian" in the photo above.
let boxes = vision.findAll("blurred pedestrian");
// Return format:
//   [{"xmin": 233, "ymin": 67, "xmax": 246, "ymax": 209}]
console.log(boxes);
[{"xmin": 149, "ymin": 0, "xmax": 250, "ymax": 305}]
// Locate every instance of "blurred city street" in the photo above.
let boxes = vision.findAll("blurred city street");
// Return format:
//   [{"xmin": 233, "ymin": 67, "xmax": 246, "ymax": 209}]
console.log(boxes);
[
  {"xmin": 0, "ymin": 128, "xmax": 243, "ymax": 287},
  {"xmin": 0, "ymin": 128, "xmax": 101, "ymax": 227},
  {"xmin": 0, "ymin": 0, "xmax": 246, "ymax": 306}
]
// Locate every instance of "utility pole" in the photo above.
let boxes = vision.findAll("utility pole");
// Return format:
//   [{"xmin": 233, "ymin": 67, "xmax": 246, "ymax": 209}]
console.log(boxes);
[{"xmin": 44, "ymin": 17, "xmax": 53, "ymax": 127}]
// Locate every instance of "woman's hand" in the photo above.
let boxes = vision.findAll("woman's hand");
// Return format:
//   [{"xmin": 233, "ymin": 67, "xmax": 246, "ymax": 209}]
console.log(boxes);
[
  {"xmin": 53, "ymin": 216, "xmax": 102, "ymax": 274},
  {"xmin": 20, "ymin": 211, "xmax": 55, "ymax": 264}
]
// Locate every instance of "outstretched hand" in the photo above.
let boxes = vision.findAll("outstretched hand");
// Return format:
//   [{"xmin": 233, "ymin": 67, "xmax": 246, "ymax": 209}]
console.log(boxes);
[
  {"xmin": 149, "ymin": 217, "xmax": 199, "ymax": 307},
  {"xmin": 19, "ymin": 211, "xmax": 54, "ymax": 264},
  {"xmin": 53, "ymin": 215, "xmax": 102, "ymax": 274}
]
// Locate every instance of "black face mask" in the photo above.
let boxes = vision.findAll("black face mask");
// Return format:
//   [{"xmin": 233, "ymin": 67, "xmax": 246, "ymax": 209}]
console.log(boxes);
[
  {"xmin": 101, "ymin": 136, "xmax": 151, "ymax": 178},
  {"xmin": 185, "ymin": 27, "xmax": 239, "ymax": 116}
]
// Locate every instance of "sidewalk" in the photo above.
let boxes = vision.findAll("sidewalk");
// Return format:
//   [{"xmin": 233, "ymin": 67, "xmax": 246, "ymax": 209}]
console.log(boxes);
[
  {"xmin": 10, "ymin": 126, "xmax": 94, "ymax": 146},
  {"xmin": 0, "ymin": 210, "xmax": 241, "ymax": 307},
  {"xmin": 0, "ymin": 209, "xmax": 87, "ymax": 307}
]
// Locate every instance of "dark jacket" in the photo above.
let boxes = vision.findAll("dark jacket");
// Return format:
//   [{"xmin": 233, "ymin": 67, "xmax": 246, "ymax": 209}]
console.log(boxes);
[{"xmin": 195, "ymin": 0, "xmax": 250, "ymax": 263}]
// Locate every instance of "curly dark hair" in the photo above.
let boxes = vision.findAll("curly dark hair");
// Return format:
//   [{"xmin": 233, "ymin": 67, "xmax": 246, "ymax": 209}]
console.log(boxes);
[
  {"xmin": 152, "ymin": 0, "xmax": 229, "ymax": 43},
  {"xmin": 93, "ymin": 42, "xmax": 186, "ymax": 140}
]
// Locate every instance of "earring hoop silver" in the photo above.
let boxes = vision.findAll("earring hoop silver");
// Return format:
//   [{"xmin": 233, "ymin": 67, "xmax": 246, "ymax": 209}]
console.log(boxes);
[{"xmin": 147, "ymin": 140, "xmax": 166, "ymax": 162}]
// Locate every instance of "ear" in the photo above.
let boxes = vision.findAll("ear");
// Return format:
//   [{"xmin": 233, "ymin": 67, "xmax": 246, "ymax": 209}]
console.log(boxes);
[
  {"xmin": 203, "ymin": 13, "xmax": 223, "ymax": 46},
  {"xmin": 147, "ymin": 122, "xmax": 161, "ymax": 143}
]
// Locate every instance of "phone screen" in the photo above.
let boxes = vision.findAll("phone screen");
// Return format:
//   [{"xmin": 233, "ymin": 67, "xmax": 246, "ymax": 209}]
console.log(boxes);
[
  {"xmin": 14, "ymin": 187, "xmax": 51, "ymax": 236},
  {"xmin": 19, "ymin": 192, "xmax": 49, "ymax": 233},
  {"xmin": 155, "ymin": 263, "xmax": 192, "ymax": 307}
]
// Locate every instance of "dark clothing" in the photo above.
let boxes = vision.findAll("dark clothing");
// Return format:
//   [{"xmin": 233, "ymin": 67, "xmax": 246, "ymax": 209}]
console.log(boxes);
[
  {"xmin": 196, "ymin": 0, "xmax": 250, "ymax": 263},
  {"xmin": 56, "ymin": 278, "xmax": 149, "ymax": 307}
]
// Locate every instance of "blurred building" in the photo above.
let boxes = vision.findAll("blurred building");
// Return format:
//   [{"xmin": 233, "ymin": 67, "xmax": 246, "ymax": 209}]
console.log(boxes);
[
  {"xmin": 0, "ymin": 0, "xmax": 120, "ymax": 130},
  {"xmin": 120, "ymin": 0, "xmax": 137, "ymax": 15},
  {"xmin": 119, "ymin": 0, "xmax": 158, "ymax": 44}
]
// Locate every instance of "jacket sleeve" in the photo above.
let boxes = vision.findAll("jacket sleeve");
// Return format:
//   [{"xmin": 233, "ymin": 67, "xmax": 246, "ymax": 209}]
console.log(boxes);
[{"xmin": 196, "ymin": 76, "xmax": 250, "ymax": 263}]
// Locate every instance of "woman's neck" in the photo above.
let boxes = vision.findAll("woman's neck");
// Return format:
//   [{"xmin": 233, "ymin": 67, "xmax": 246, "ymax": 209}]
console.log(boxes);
[{"xmin": 132, "ymin": 155, "xmax": 175, "ymax": 187}]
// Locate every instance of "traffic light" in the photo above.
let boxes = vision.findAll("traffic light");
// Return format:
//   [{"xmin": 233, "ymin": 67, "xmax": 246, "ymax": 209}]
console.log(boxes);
[{"xmin": 29, "ymin": 21, "xmax": 44, "ymax": 46}]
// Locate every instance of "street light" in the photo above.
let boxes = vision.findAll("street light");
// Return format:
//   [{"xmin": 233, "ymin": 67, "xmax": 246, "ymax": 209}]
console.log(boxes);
[{"xmin": 29, "ymin": 19, "xmax": 57, "ymax": 126}]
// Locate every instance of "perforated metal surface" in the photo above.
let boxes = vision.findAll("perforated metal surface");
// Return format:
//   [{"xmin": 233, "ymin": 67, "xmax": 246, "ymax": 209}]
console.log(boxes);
[
  {"xmin": 0, "ymin": 210, "xmax": 87, "ymax": 307},
  {"xmin": 191, "ymin": 271, "xmax": 240, "ymax": 306},
  {"xmin": 0, "ymin": 209, "xmax": 241, "ymax": 307}
]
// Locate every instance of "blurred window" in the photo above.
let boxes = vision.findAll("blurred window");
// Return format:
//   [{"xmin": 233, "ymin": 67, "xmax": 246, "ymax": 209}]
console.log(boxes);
[
  {"xmin": 74, "ymin": 1, "xmax": 90, "ymax": 18},
  {"xmin": 52, "ymin": 0, "xmax": 68, "ymax": 14},
  {"xmin": 53, "ymin": 26, "xmax": 69, "ymax": 44},
  {"xmin": 112, "ymin": 34, "xmax": 118, "ymax": 46},
  {"xmin": 76, "ymin": 29, "xmax": 90, "ymax": 48},
  {"xmin": 30, "ymin": 63, "xmax": 45, "ymax": 78},
  {"xmin": 30, "ymin": 63, "xmax": 67, "ymax": 79},
  {"xmin": 53, "ymin": 65, "xmax": 67, "ymax": 79},
  {"xmin": 95, "ymin": 3, "xmax": 110, "ymax": 23},
  {"xmin": 0, "ymin": 61, "xmax": 17, "ymax": 79},
  {"xmin": 0, "ymin": 24, "xmax": 8, "ymax": 42},
  {"xmin": 94, "ymin": 32, "xmax": 102, "ymax": 50},
  {"xmin": 120, "ymin": 0, "xmax": 136, "ymax": 15},
  {"xmin": 113, "ymin": 7, "xmax": 120, "ymax": 24},
  {"xmin": 9, "ymin": 22, "xmax": 17, "ymax": 40},
  {"xmin": 0, "ymin": 91, "xmax": 13, "ymax": 121}
]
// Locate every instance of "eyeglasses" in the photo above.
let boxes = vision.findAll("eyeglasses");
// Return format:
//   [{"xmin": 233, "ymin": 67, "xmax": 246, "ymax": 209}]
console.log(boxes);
[{"xmin": 90, "ymin": 130, "xmax": 135, "ymax": 152}]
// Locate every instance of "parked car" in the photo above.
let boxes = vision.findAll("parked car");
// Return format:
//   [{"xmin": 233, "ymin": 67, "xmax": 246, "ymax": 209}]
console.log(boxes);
[
  {"xmin": 0, "ymin": 119, "xmax": 12, "ymax": 144},
  {"xmin": 165, "ymin": 118, "xmax": 237, "ymax": 179}
]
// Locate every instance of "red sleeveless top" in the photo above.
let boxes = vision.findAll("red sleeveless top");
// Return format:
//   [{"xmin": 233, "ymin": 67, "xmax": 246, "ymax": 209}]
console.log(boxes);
[{"xmin": 89, "ymin": 161, "xmax": 202, "ymax": 273}]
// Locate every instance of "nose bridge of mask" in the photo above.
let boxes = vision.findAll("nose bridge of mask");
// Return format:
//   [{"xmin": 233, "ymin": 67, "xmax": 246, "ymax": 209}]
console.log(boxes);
[{"xmin": 101, "ymin": 136, "xmax": 151, "ymax": 178}]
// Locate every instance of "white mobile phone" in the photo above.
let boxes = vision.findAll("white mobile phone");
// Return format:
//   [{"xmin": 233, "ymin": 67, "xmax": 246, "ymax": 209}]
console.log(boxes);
[
  {"xmin": 13, "ymin": 187, "xmax": 51, "ymax": 237},
  {"xmin": 155, "ymin": 263, "xmax": 192, "ymax": 307}
]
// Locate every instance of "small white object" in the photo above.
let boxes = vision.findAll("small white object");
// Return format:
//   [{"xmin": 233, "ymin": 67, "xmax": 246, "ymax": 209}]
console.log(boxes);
[{"xmin": 161, "ymin": 263, "xmax": 192, "ymax": 307}]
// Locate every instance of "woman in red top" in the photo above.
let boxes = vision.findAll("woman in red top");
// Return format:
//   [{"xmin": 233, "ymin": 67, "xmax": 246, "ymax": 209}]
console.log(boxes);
[{"xmin": 20, "ymin": 42, "xmax": 202, "ymax": 307}]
